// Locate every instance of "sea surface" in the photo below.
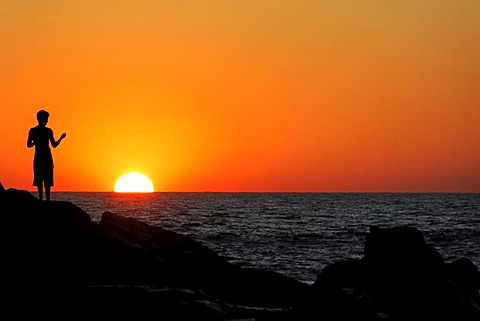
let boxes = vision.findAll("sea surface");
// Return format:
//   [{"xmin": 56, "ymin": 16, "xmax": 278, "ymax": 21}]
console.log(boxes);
[{"xmin": 53, "ymin": 192, "xmax": 480, "ymax": 284}]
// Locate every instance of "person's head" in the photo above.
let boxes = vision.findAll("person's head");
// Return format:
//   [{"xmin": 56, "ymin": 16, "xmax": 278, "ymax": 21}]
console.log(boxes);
[{"xmin": 36, "ymin": 110, "xmax": 49, "ymax": 126}]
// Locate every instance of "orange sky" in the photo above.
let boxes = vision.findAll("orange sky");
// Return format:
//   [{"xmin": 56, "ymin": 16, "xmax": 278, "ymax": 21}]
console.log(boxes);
[{"xmin": 1, "ymin": 1, "xmax": 479, "ymax": 192}]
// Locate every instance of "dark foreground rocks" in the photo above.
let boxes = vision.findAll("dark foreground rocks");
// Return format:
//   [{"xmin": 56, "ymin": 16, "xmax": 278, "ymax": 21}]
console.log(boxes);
[{"xmin": 0, "ymin": 185, "xmax": 479, "ymax": 320}]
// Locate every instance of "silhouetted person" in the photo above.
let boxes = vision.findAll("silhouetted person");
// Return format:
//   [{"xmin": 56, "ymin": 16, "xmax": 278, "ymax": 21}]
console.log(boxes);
[{"xmin": 27, "ymin": 110, "xmax": 66, "ymax": 201}]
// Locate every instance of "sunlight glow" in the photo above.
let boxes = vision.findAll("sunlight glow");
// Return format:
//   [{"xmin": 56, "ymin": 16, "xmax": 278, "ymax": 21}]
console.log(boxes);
[{"xmin": 114, "ymin": 172, "xmax": 154, "ymax": 193}]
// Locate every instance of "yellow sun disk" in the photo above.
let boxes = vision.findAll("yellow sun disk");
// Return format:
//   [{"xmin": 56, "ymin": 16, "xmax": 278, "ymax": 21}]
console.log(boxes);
[{"xmin": 114, "ymin": 172, "xmax": 154, "ymax": 193}]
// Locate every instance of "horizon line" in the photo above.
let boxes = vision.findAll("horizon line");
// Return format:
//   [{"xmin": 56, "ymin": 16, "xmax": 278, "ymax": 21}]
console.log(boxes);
[{"xmin": 22, "ymin": 190, "xmax": 480, "ymax": 194}]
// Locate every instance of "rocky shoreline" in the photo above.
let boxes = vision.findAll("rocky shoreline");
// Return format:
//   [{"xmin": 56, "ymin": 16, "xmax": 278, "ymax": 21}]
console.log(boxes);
[{"xmin": 0, "ymin": 183, "xmax": 479, "ymax": 320}]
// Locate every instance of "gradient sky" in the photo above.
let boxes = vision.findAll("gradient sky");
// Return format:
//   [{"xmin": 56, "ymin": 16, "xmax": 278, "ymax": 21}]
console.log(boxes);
[{"xmin": 1, "ymin": 1, "xmax": 479, "ymax": 192}]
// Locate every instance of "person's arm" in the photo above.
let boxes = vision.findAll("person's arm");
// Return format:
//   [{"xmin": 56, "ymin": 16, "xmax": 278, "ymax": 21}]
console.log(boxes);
[
  {"xmin": 51, "ymin": 132, "xmax": 66, "ymax": 148},
  {"xmin": 27, "ymin": 130, "xmax": 34, "ymax": 148}
]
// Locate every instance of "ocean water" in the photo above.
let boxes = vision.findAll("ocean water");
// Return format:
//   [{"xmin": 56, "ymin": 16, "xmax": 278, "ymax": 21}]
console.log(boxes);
[{"xmin": 53, "ymin": 192, "xmax": 480, "ymax": 284}]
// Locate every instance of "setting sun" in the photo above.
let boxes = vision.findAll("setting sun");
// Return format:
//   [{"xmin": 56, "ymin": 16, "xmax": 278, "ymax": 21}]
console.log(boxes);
[{"xmin": 114, "ymin": 173, "xmax": 154, "ymax": 193}]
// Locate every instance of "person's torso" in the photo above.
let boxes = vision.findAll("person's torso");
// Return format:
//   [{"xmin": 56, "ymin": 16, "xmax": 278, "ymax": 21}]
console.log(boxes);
[{"xmin": 30, "ymin": 126, "xmax": 53, "ymax": 154}]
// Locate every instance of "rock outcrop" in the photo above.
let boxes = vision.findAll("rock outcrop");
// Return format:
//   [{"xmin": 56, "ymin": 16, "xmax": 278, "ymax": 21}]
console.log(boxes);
[
  {"xmin": 306, "ymin": 226, "xmax": 480, "ymax": 320},
  {"xmin": 0, "ymin": 188, "xmax": 307, "ymax": 319},
  {"xmin": 0, "ymin": 186, "xmax": 478, "ymax": 320}
]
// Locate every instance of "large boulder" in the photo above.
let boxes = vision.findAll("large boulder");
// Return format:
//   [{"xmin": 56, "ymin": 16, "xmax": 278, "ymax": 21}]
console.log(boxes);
[{"xmin": 305, "ymin": 226, "xmax": 480, "ymax": 320}]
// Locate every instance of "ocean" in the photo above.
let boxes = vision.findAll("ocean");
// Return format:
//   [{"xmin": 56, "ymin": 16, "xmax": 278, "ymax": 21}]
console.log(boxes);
[{"xmin": 53, "ymin": 192, "xmax": 480, "ymax": 284}]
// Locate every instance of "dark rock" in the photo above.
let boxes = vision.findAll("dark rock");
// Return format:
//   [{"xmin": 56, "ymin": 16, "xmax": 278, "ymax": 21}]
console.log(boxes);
[
  {"xmin": 364, "ymin": 225, "xmax": 445, "ymax": 267},
  {"xmin": 313, "ymin": 258, "xmax": 367, "ymax": 290},
  {"xmin": 98, "ymin": 211, "xmax": 309, "ymax": 308},
  {"xmin": 99, "ymin": 211, "xmax": 231, "ymax": 289},
  {"xmin": 447, "ymin": 258, "xmax": 480, "ymax": 301},
  {"xmin": 1, "ymin": 185, "xmax": 479, "ymax": 320},
  {"xmin": 0, "ymin": 185, "xmax": 307, "ymax": 319},
  {"xmin": 307, "ymin": 226, "xmax": 480, "ymax": 321}
]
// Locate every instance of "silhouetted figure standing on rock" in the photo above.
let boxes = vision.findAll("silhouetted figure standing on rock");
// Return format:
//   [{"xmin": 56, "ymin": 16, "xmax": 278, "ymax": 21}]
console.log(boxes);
[{"xmin": 27, "ymin": 110, "xmax": 66, "ymax": 201}]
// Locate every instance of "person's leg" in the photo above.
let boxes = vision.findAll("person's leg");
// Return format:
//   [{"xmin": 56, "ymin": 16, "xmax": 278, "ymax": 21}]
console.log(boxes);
[
  {"xmin": 45, "ymin": 185, "xmax": 51, "ymax": 201},
  {"xmin": 37, "ymin": 184, "xmax": 43, "ymax": 201}
]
